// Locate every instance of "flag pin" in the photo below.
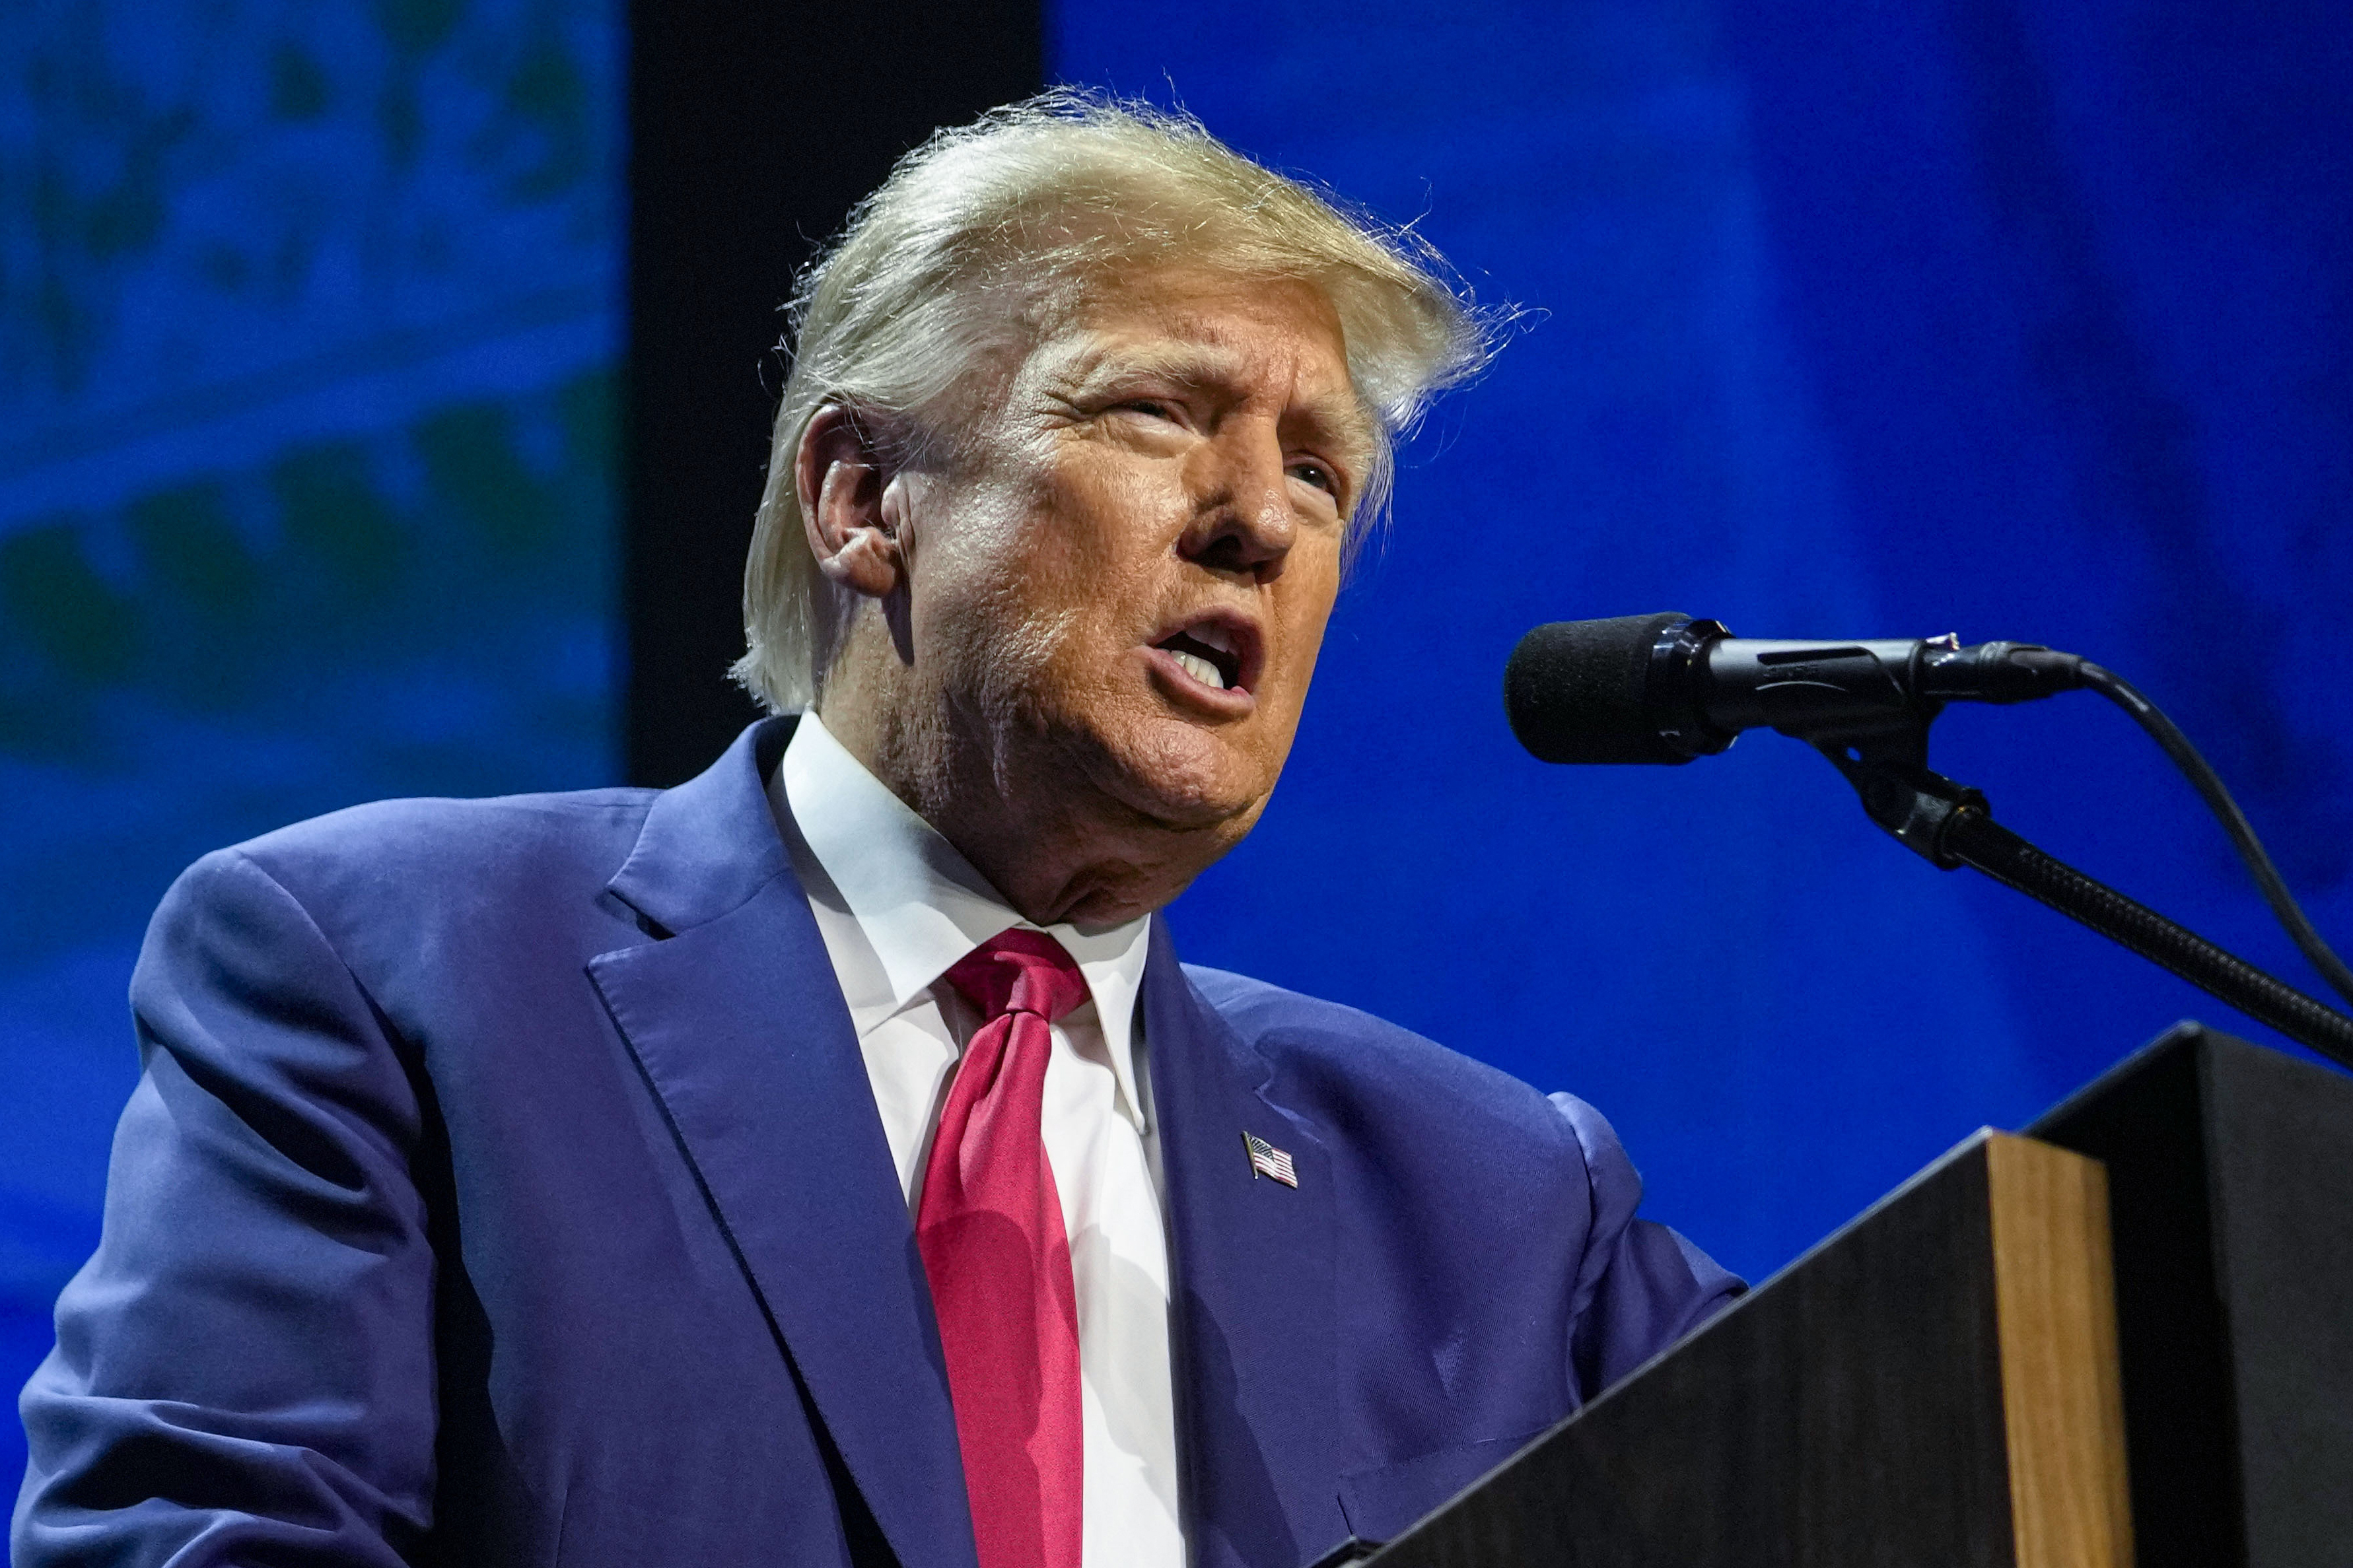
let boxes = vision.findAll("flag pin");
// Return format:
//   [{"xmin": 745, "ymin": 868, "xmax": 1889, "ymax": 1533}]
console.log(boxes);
[{"xmin": 1242, "ymin": 1131, "xmax": 1298, "ymax": 1188}]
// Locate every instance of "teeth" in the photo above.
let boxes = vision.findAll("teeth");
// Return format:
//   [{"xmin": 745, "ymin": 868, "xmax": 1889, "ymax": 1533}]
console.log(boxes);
[
  {"xmin": 1170, "ymin": 649, "xmax": 1226, "ymax": 689},
  {"xmin": 1190, "ymin": 623, "xmax": 1235, "ymax": 656}
]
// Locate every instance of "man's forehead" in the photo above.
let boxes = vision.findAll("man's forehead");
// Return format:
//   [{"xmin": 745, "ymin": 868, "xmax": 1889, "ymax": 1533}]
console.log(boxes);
[{"xmin": 1036, "ymin": 273, "xmax": 1376, "ymax": 443}]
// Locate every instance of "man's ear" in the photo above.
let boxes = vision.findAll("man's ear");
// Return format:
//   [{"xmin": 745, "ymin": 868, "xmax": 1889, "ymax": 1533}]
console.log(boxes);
[{"xmin": 797, "ymin": 403, "xmax": 906, "ymax": 600}]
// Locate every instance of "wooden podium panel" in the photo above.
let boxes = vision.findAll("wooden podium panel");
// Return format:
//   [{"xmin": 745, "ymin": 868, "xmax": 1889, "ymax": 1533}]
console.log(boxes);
[
  {"xmin": 1984, "ymin": 1137, "xmax": 2132, "ymax": 1566},
  {"xmin": 1364, "ymin": 1132, "xmax": 2129, "ymax": 1568},
  {"xmin": 1350, "ymin": 1027, "xmax": 2353, "ymax": 1568}
]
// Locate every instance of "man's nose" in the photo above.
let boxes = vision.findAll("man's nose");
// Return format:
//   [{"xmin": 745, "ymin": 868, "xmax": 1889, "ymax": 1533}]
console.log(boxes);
[{"xmin": 1177, "ymin": 425, "xmax": 1296, "ymax": 582}]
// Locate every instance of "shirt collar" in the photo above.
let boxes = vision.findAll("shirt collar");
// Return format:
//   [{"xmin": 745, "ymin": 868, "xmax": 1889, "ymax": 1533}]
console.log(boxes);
[{"xmin": 767, "ymin": 712, "xmax": 1155, "ymax": 1132}]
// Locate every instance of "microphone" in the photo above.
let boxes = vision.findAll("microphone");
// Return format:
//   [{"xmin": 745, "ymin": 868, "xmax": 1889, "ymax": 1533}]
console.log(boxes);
[{"xmin": 1504, "ymin": 613, "xmax": 2087, "ymax": 765}]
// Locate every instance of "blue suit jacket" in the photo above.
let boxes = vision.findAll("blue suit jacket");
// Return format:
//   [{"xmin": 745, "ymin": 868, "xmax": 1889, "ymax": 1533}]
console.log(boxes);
[{"xmin": 15, "ymin": 719, "xmax": 1739, "ymax": 1568}]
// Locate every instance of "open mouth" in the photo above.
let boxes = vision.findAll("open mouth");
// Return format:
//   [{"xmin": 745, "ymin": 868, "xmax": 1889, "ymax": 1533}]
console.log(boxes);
[{"xmin": 1150, "ymin": 613, "xmax": 1259, "ymax": 697}]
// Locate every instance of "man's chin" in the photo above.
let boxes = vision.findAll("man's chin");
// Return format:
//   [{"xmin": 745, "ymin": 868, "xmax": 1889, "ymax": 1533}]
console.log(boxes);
[{"xmin": 1086, "ymin": 718, "xmax": 1274, "ymax": 838}]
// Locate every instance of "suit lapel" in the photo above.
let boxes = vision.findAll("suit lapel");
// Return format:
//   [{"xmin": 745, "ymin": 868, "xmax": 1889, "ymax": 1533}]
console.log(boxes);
[
  {"xmin": 589, "ymin": 720, "xmax": 977, "ymax": 1568},
  {"xmin": 1144, "ymin": 918, "xmax": 1345, "ymax": 1568}
]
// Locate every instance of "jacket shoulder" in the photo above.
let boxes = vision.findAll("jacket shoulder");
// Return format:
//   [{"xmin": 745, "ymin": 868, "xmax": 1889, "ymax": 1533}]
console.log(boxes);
[
  {"xmin": 157, "ymin": 788, "xmax": 662, "ymax": 959},
  {"xmin": 219, "ymin": 786, "xmax": 655, "ymax": 888},
  {"xmin": 1181, "ymin": 963, "xmax": 1578, "ymax": 1149}
]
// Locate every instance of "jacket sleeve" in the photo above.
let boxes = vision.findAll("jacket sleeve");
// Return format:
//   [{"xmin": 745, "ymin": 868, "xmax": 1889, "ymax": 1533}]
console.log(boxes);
[
  {"xmin": 1549, "ymin": 1091, "xmax": 1745, "ymax": 1402},
  {"xmin": 13, "ymin": 848, "xmax": 438, "ymax": 1567}
]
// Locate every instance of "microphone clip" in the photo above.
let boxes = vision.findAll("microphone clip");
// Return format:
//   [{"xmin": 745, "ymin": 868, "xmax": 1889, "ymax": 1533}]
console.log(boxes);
[
  {"xmin": 1800, "ymin": 708, "xmax": 2353, "ymax": 1064},
  {"xmin": 1809, "ymin": 720, "xmax": 1986, "ymax": 871}
]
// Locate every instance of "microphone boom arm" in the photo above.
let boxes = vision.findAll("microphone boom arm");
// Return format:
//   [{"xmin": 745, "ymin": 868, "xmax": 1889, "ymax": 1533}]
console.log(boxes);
[{"xmin": 1812, "ymin": 719, "xmax": 2353, "ymax": 1070}]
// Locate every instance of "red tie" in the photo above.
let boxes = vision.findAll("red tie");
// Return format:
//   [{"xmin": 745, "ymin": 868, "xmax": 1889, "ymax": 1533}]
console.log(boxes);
[{"xmin": 919, "ymin": 929, "xmax": 1088, "ymax": 1568}]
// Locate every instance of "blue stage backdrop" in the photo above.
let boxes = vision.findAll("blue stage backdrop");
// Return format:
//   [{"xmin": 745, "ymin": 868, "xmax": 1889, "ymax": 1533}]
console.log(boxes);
[
  {"xmin": 0, "ymin": 0, "xmax": 621, "ymax": 1483},
  {"xmin": 7, "ymin": 0, "xmax": 2352, "ymax": 1494},
  {"xmin": 1054, "ymin": 0, "xmax": 2353, "ymax": 1278}
]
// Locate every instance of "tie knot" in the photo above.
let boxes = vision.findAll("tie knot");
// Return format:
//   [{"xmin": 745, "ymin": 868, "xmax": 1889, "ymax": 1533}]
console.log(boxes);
[{"xmin": 942, "ymin": 928, "xmax": 1090, "ymax": 1025}]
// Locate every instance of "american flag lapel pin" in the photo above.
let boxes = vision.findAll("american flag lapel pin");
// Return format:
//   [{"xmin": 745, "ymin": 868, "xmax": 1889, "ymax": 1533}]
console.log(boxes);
[{"xmin": 1242, "ymin": 1131, "xmax": 1298, "ymax": 1188}]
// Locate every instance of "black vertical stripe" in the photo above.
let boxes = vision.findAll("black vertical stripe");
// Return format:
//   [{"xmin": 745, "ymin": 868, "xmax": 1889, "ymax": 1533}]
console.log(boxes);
[{"xmin": 625, "ymin": 0, "xmax": 1045, "ymax": 786}]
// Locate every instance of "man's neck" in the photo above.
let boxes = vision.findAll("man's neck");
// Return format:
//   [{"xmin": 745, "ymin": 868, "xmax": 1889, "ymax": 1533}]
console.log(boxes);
[{"xmin": 812, "ymin": 693, "xmax": 1219, "ymax": 930}]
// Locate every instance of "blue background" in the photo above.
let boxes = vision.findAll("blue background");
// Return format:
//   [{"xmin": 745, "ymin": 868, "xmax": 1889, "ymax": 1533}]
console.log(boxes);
[
  {"xmin": 1, "ymin": 0, "xmax": 621, "ymax": 1487},
  {"xmin": 1055, "ymin": 3, "xmax": 2352, "ymax": 1271},
  {"xmin": 7, "ymin": 0, "xmax": 2350, "ymax": 1495}
]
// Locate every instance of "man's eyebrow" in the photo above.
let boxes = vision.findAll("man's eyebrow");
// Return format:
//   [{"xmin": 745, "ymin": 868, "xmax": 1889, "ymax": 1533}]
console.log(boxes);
[
  {"xmin": 1062, "ymin": 342, "xmax": 1376, "ymax": 447},
  {"xmin": 1058, "ymin": 340, "xmax": 1247, "ymax": 392},
  {"xmin": 1041, "ymin": 337, "xmax": 1378, "ymax": 484},
  {"xmin": 1289, "ymin": 392, "xmax": 1379, "ymax": 467}
]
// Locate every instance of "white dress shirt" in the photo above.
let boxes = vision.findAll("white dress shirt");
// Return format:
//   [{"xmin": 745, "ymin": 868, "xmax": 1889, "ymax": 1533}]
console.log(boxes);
[{"xmin": 767, "ymin": 714, "xmax": 1187, "ymax": 1568}]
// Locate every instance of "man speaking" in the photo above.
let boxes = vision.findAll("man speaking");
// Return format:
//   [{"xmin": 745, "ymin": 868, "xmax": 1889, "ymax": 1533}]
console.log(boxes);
[{"xmin": 16, "ymin": 95, "xmax": 1739, "ymax": 1568}]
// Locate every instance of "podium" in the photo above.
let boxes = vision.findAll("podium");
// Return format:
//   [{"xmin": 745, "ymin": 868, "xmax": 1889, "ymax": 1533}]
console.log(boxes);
[{"xmin": 1347, "ymin": 1025, "xmax": 2353, "ymax": 1567}]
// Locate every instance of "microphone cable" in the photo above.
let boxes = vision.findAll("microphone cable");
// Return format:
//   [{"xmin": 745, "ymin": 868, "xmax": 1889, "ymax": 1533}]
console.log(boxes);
[{"xmin": 2074, "ymin": 662, "xmax": 2353, "ymax": 1011}]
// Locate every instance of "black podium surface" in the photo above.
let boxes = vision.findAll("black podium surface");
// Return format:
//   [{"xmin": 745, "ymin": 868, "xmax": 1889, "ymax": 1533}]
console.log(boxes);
[
  {"xmin": 1350, "ymin": 1025, "xmax": 2353, "ymax": 1568},
  {"xmin": 2031, "ymin": 1025, "xmax": 2353, "ymax": 1568}
]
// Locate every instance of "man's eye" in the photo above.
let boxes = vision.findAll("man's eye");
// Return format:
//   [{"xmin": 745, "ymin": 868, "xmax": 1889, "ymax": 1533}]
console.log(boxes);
[
  {"xmin": 1117, "ymin": 399, "xmax": 1177, "ymax": 421},
  {"xmin": 1289, "ymin": 460, "xmax": 1337, "ymax": 495}
]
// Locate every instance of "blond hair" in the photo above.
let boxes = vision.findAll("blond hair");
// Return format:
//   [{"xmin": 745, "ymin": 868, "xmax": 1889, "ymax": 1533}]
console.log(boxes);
[{"xmin": 733, "ymin": 90, "xmax": 1498, "ymax": 712}]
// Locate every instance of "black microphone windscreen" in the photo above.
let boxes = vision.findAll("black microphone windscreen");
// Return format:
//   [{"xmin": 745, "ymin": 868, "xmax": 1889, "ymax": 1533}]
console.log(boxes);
[{"xmin": 1504, "ymin": 613, "xmax": 1696, "ymax": 765}]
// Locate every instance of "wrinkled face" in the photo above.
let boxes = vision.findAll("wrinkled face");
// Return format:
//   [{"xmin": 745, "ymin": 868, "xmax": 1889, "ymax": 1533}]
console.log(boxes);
[{"xmin": 905, "ymin": 265, "xmax": 1372, "ymax": 842}]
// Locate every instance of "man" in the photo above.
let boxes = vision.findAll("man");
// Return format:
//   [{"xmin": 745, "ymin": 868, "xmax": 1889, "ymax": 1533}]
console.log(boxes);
[{"xmin": 16, "ymin": 95, "xmax": 1739, "ymax": 1568}]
